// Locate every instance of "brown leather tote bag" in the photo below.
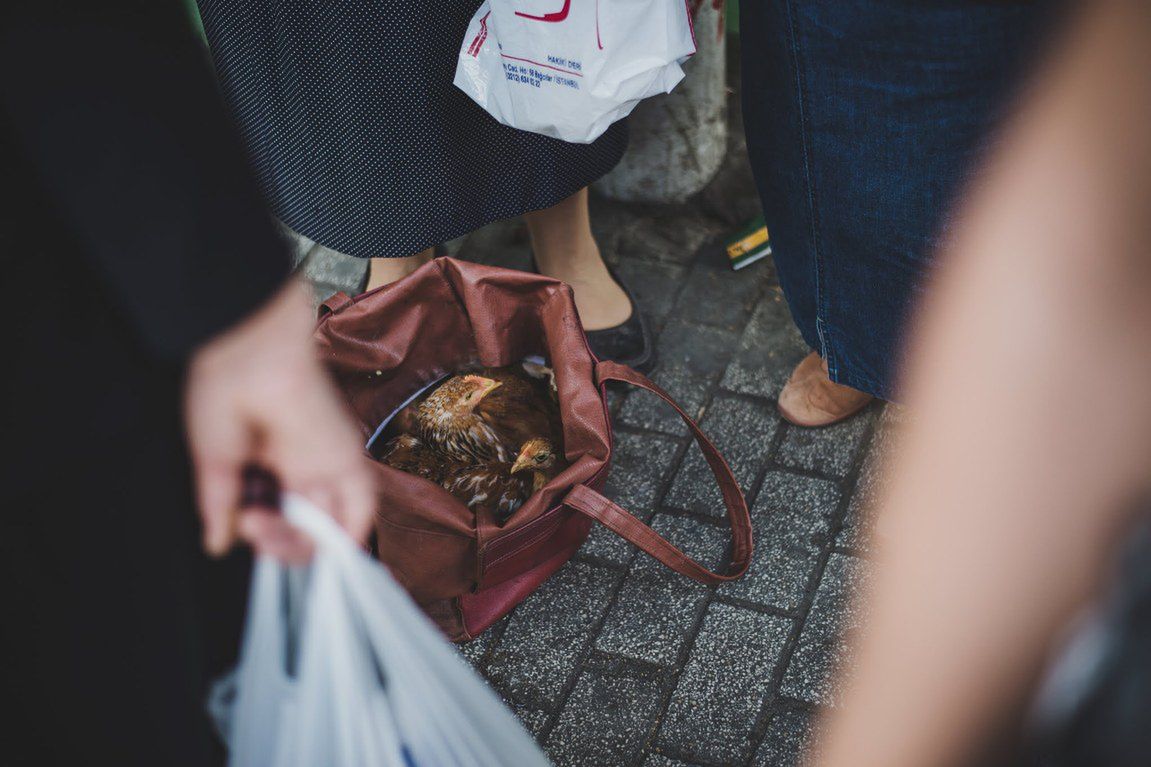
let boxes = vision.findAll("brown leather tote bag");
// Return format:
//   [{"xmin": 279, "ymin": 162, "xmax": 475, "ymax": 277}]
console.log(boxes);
[{"xmin": 314, "ymin": 258, "xmax": 753, "ymax": 641}]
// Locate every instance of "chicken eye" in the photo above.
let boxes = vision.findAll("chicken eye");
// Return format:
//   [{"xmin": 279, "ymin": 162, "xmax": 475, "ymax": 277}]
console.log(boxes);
[{"xmin": 534, "ymin": 454, "xmax": 548, "ymax": 463}]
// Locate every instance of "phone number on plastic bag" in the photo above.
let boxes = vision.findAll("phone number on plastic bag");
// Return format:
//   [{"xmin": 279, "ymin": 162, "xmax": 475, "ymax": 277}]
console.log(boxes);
[{"xmin": 503, "ymin": 63, "xmax": 580, "ymax": 91}]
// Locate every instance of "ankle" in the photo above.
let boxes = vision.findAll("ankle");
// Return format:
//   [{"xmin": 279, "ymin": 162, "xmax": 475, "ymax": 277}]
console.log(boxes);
[
  {"xmin": 532, "ymin": 234, "xmax": 602, "ymax": 281},
  {"xmin": 366, "ymin": 248, "xmax": 434, "ymax": 290}
]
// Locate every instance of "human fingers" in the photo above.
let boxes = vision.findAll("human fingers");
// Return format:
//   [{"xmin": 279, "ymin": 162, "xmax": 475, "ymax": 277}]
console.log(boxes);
[{"xmin": 238, "ymin": 510, "xmax": 315, "ymax": 565}]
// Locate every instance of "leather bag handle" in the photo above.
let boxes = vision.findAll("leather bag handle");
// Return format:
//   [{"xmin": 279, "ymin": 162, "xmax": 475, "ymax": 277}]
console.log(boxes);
[
  {"xmin": 318, "ymin": 291, "xmax": 354, "ymax": 320},
  {"xmin": 562, "ymin": 360, "xmax": 753, "ymax": 585}
]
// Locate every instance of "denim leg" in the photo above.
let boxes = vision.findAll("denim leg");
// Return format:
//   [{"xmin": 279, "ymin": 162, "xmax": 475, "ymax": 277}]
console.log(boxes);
[
  {"xmin": 742, "ymin": 0, "xmax": 1062, "ymax": 400},
  {"xmin": 741, "ymin": 0, "xmax": 824, "ymax": 358}
]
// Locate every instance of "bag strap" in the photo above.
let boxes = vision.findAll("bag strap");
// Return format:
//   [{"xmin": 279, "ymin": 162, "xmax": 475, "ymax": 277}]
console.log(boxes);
[
  {"xmin": 318, "ymin": 291, "xmax": 354, "ymax": 320},
  {"xmin": 562, "ymin": 360, "xmax": 753, "ymax": 585}
]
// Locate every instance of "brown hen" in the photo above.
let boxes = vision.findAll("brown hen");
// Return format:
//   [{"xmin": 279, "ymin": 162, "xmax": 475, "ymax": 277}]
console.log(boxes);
[
  {"xmin": 472, "ymin": 364, "xmax": 563, "ymax": 456},
  {"xmin": 441, "ymin": 438, "xmax": 564, "ymax": 524},
  {"xmin": 414, "ymin": 374, "xmax": 508, "ymax": 463}
]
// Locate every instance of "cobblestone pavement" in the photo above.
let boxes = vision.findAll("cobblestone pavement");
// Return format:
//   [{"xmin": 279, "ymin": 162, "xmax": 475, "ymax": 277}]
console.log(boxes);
[
  {"xmin": 296, "ymin": 65, "xmax": 892, "ymax": 767},
  {"xmin": 451, "ymin": 200, "xmax": 893, "ymax": 766}
]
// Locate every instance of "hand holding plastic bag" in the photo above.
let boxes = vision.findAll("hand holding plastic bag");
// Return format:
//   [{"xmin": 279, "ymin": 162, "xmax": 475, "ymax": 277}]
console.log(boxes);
[
  {"xmin": 216, "ymin": 494, "xmax": 550, "ymax": 767},
  {"xmin": 454, "ymin": 0, "xmax": 696, "ymax": 143}
]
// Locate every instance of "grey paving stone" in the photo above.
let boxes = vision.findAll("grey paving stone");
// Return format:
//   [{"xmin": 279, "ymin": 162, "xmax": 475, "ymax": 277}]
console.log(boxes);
[
  {"xmin": 596, "ymin": 514, "xmax": 730, "ymax": 665},
  {"xmin": 614, "ymin": 258, "xmax": 689, "ymax": 329},
  {"xmin": 458, "ymin": 217, "xmax": 534, "ymax": 271},
  {"xmin": 776, "ymin": 409, "xmax": 874, "ymax": 479},
  {"xmin": 458, "ymin": 625, "xmax": 494, "ymax": 669},
  {"xmin": 839, "ymin": 405, "xmax": 905, "ymax": 552},
  {"xmin": 589, "ymin": 193, "xmax": 641, "ymax": 260},
  {"xmin": 284, "ymin": 225, "xmax": 367, "ymax": 303},
  {"xmin": 618, "ymin": 322, "xmax": 740, "ymax": 436},
  {"xmin": 545, "ymin": 671, "xmax": 664, "ymax": 766},
  {"xmin": 718, "ymin": 472, "xmax": 840, "ymax": 612},
  {"xmin": 510, "ymin": 704, "xmax": 550, "ymax": 740},
  {"xmin": 644, "ymin": 755, "xmax": 701, "ymax": 767},
  {"xmin": 615, "ymin": 211, "xmax": 726, "ymax": 267},
  {"xmin": 581, "ymin": 432, "xmax": 682, "ymax": 567},
  {"xmin": 485, "ymin": 561, "xmax": 622, "ymax": 707},
  {"xmin": 606, "ymin": 385, "xmax": 627, "ymax": 416},
  {"xmin": 721, "ymin": 289, "xmax": 810, "ymax": 400},
  {"xmin": 781, "ymin": 554, "xmax": 867, "ymax": 707},
  {"xmin": 653, "ymin": 321, "xmax": 743, "ymax": 379},
  {"xmin": 665, "ymin": 395, "xmax": 779, "ymax": 519},
  {"xmin": 752, "ymin": 707, "xmax": 813, "ymax": 767},
  {"xmin": 618, "ymin": 365, "xmax": 712, "ymax": 438},
  {"xmin": 695, "ymin": 93, "xmax": 762, "ymax": 229},
  {"xmin": 657, "ymin": 603, "xmax": 793, "ymax": 765},
  {"xmin": 838, "ymin": 469, "xmax": 878, "ymax": 555},
  {"xmin": 675, "ymin": 248, "xmax": 772, "ymax": 330}
]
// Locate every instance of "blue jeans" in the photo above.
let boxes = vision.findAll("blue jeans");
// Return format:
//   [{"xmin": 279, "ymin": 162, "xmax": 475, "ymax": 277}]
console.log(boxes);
[{"xmin": 741, "ymin": 0, "xmax": 1063, "ymax": 400}]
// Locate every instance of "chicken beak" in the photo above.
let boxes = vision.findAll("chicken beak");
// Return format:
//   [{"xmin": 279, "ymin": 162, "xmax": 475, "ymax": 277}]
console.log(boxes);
[
  {"xmin": 509, "ymin": 454, "xmax": 531, "ymax": 474},
  {"xmin": 461, "ymin": 374, "xmax": 502, "ymax": 405},
  {"xmin": 477, "ymin": 378, "xmax": 502, "ymax": 400}
]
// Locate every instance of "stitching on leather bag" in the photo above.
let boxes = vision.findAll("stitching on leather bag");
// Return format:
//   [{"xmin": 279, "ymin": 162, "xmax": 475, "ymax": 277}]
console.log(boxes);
[
  {"xmin": 376, "ymin": 514, "xmax": 473, "ymax": 540},
  {"xmin": 454, "ymin": 596, "xmax": 473, "ymax": 641},
  {"xmin": 482, "ymin": 506, "xmax": 567, "ymax": 570}
]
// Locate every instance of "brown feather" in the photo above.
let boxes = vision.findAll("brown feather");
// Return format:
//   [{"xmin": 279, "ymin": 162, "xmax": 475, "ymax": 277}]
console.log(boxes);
[
  {"xmin": 472, "ymin": 366, "xmax": 563, "ymax": 456},
  {"xmin": 441, "ymin": 463, "xmax": 534, "ymax": 522},
  {"xmin": 414, "ymin": 375, "xmax": 508, "ymax": 463},
  {"xmin": 379, "ymin": 434, "xmax": 449, "ymax": 484},
  {"xmin": 440, "ymin": 437, "xmax": 564, "ymax": 524}
]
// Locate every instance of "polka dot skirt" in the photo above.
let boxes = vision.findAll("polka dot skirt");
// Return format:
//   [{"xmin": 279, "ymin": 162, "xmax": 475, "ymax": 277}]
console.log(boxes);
[{"xmin": 196, "ymin": 0, "xmax": 628, "ymax": 259}]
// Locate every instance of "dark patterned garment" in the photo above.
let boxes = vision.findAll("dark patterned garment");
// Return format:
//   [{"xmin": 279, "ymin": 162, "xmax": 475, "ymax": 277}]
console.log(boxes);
[{"xmin": 197, "ymin": 0, "xmax": 628, "ymax": 259}]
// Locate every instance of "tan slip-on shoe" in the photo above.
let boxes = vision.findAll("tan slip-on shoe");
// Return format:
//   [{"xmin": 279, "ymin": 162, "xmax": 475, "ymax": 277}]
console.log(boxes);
[{"xmin": 778, "ymin": 351, "xmax": 875, "ymax": 427}]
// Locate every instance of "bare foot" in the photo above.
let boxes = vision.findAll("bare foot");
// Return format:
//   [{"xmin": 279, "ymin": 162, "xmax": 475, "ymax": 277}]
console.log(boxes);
[
  {"xmin": 778, "ymin": 352, "xmax": 874, "ymax": 427},
  {"xmin": 365, "ymin": 247, "xmax": 434, "ymax": 292},
  {"xmin": 525, "ymin": 188, "xmax": 632, "ymax": 330}
]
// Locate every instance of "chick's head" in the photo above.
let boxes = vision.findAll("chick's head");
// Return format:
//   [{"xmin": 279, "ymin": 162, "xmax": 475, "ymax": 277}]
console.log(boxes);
[
  {"xmin": 426, "ymin": 374, "xmax": 502, "ymax": 416},
  {"xmin": 510, "ymin": 438, "xmax": 558, "ymax": 474}
]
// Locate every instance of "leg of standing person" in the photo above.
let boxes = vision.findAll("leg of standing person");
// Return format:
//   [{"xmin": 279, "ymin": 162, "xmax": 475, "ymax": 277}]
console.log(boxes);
[
  {"xmin": 365, "ymin": 186, "xmax": 650, "ymax": 366},
  {"xmin": 812, "ymin": 4, "xmax": 1151, "ymax": 763},
  {"xmin": 740, "ymin": 0, "xmax": 1055, "ymax": 426},
  {"xmin": 523, "ymin": 187, "xmax": 631, "ymax": 331},
  {"xmin": 366, "ymin": 247, "xmax": 435, "ymax": 291},
  {"xmin": 368, "ymin": 187, "xmax": 632, "ymax": 329},
  {"xmin": 527, "ymin": 187, "xmax": 653, "ymax": 368}
]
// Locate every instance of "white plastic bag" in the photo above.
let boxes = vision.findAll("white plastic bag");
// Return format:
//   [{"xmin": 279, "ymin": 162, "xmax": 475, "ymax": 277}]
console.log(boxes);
[
  {"xmin": 215, "ymin": 494, "xmax": 550, "ymax": 767},
  {"xmin": 454, "ymin": 0, "xmax": 696, "ymax": 143}
]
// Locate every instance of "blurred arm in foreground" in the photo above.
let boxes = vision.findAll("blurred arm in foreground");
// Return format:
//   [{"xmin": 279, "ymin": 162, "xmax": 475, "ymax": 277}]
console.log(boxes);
[{"xmin": 813, "ymin": 2, "xmax": 1151, "ymax": 766}]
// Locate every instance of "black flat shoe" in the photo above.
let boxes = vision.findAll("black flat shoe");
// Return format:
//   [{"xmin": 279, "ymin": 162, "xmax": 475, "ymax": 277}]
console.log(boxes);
[
  {"xmin": 584, "ymin": 268, "xmax": 656, "ymax": 372},
  {"xmin": 530, "ymin": 259, "xmax": 656, "ymax": 373}
]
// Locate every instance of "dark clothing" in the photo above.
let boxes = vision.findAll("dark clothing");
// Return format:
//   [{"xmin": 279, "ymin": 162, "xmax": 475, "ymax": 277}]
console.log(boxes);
[
  {"xmin": 195, "ymin": 0, "xmax": 628, "ymax": 259},
  {"xmin": 741, "ymin": 0, "xmax": 1061, "ymax": 400},
  {"xmin": 1, "ymin": 2, "xmax": 287, "ymax": 763},
  {"xmin": 1, "ymin": 2, "xmax": 287, "ymax": 361}
]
